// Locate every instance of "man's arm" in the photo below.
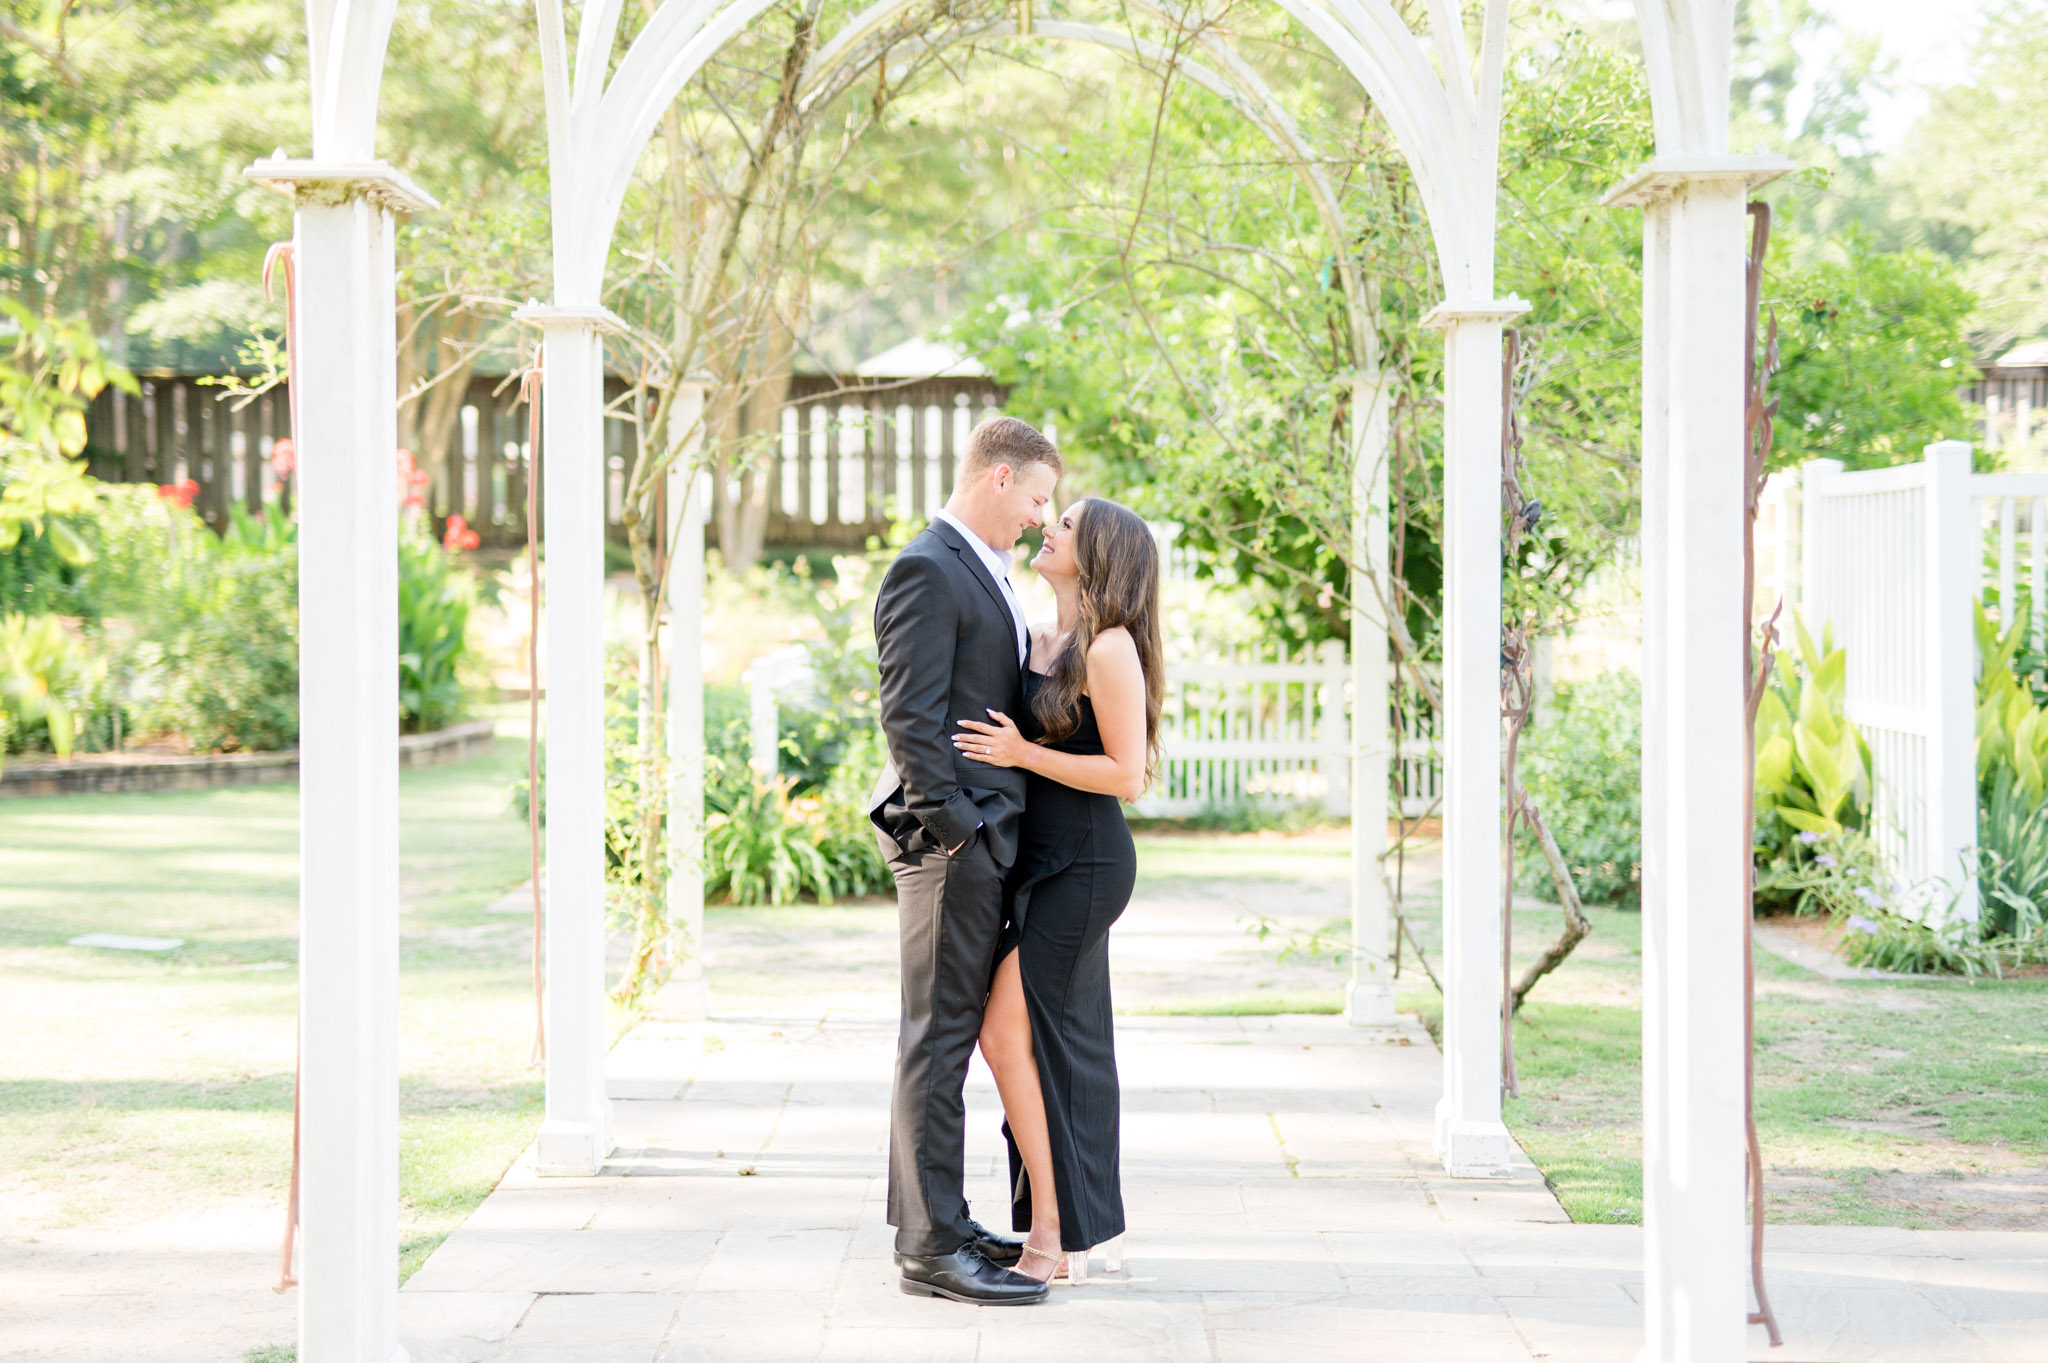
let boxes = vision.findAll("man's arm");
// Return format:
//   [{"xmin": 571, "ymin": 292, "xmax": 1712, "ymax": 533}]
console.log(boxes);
[{"xmin": 874, "ymin": 552, "xmax": 982, "ymax": 851}]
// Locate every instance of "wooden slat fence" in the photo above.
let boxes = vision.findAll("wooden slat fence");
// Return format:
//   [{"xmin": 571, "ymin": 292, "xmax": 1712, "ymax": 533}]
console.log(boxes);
[{"xmin": 85, "ymin": 371, "xmax": 1006, "ymax": 550}]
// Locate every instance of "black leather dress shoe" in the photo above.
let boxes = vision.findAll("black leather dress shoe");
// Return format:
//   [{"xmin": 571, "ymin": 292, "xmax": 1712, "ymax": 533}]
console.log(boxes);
[
  {"xmin": 965, "ymin": 1217, "xmax": 1026, "ymax": 1268},
  {"xmin": 897, "ymin": 1244, "xmax": 1049, "ymax": 1305}
]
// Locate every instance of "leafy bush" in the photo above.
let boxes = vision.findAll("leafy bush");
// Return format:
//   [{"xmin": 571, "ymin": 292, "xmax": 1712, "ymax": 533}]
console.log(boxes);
[
  {"xmin": 140, "ymin": 536, "xmax": 299, "ymax": 752},
  {"xmin": 1, "ymin": 303, "xmax": 130, "ymax": 570},
  {"xmin": 1975, "ymin": 601, "xmax": 2048, "ymax": 802},
  {"xmin": 703, "ymin": 728, "xmax": 891, "ymax": 905},
  {"xmin": 398, "ymin": 530, "xmax": 475, "ymax": 733},
  {"xmin": 0, "ymin": 612, "xmax": 100, "ymax": 763},
  {"xmin": 1836, "ymin": 901, "xmax": 2007, "ymax": 978},
  {"xmin": 703, "ymin": 765, "xmax": 843, "ymax": 906},
  {"xmin": 1754, "ymin": 615, "xmax": 1871, "ymax": 845},
  {"xmin": 812, "ymin": 728, "xmax": 892, "ymax": 897},
  {"xmin": 1756, "ymin": 825, "xmax": 1898, "ymax": 919},
  {"xmin": 1515, "ymin": 671, "xmax": 1642, "ymax": 908},
  {"xmin": 1973, "ymin": 766, "xmax": 2048, "ymax": 958}
]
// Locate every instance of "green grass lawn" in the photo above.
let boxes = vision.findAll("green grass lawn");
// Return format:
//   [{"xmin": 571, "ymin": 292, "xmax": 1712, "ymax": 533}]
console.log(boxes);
[
  {"xmin": 0, "ymin": 714, "xmax": 544, "ymax": 1277},
  {"xmin": 1399, "ymin": 897, "xmax": 2048, "ymax": 1229}
]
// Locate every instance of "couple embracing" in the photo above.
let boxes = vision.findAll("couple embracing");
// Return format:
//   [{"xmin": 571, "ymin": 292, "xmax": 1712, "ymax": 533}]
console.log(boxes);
[{"xmin": 866, "ymin": 416, "xmax": 1163, "ymax": 1306}]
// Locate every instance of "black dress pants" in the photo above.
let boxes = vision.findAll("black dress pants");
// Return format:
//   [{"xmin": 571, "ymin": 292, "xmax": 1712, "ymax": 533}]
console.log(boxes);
[{"xmin": 885, "ymin": 831, "xmax": 1005, "ymax": 1256}]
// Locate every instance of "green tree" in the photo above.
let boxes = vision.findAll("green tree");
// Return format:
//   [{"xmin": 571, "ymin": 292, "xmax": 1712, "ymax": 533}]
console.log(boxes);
[
  {"xmin": 1765, "ymin": 226, "xmax": 1979, "ymax": 469},
  {"xmin": 1, "ymin": 0, "xmax": 300, "ymax": 361},
  {"xmin": 1893, "ymin": 0, "xmax": 2048, "ymax": 347},
  {"xmin": 945, "ymin": 13, "xmax": 1651, "ymax": 654}
]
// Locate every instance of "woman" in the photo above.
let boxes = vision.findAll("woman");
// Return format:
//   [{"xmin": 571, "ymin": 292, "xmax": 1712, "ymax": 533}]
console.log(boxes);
[{"xmin": 953, "ymin": 496, "xmax": 1164, "ymax": 1284}]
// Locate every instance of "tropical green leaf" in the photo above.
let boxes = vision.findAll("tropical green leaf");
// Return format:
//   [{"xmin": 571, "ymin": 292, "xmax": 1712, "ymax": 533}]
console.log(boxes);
[
  {"xmin": 1777, "ymin": 806, "xmax": 1842, "ymax": 835},
  {"xmin": 1797, "ymin": 671, "xmax": 1840, "ymax": 746},
  {"xmin": 1757, "ymin": 733, "xmax": 1796, "ymax": 792},
  {"xmin": 44, "ymin": 517, "xmax": 94, "ymax": 566}
]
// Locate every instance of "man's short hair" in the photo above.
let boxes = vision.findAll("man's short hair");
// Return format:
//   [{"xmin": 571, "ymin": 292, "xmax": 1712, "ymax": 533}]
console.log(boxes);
[{"xmin": 960, "ymin": 415, "xmax": 1062, "ymax": 480}]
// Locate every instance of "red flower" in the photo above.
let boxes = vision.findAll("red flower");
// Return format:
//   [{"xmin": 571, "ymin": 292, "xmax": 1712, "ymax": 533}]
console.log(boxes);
[
  {"xmin": 156, "ymin": 479, "xmax": 200, "ymax": 509},
  {"xmin": 396, "ymin": 448, "xmax": 430, "ymax": 510},
  {"xmin": 442, "ymin": 514, "xmax": 480, "ymax": 552},
  {"xmin": 271, "ymin": 438, "xmax": 297, "ymax": 478}
]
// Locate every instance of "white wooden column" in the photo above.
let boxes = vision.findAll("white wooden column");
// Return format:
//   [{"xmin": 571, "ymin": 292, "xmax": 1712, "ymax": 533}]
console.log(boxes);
[
  {"xmin": 661, "ymin": 378, "xmax": 711, "ymax": 1020},
  {"xmin": 515, "ymin": 303, "xmax": 624, "ymax": 1177},
  {"xmin": 247, "ymin": 159, "xmax": 434, "ymax": 1363},
  {"xmin": 1608, "ymin": 155, "xmax": 1790, "ymax": 1363},
  {"xmin": 1422, "ymin": 299, "xmax": 1527, "ymax": 1177},
  {"xmin": 1346, "ymin": 373, "xmax": 1396, "ymax": 1025}
]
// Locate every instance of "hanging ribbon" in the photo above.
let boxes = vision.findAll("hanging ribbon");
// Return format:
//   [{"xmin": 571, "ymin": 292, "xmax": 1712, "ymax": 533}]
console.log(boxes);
[
  {"xmin": 261, "ymin": 243, "xmax": 301, "ymax": 505},
  {"xmin": 261, "ymin": 240, "xmax": 302, "ymax": 1294},
  {"xmin": 521, "ymin": 357, "xmax": 547, "ymax": 1069}
]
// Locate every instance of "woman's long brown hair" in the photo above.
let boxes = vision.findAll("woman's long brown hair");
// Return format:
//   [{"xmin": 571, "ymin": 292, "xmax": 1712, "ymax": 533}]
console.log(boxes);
[{"xmin": 1031, "ymin": 497, "xmax": 1165, "ymax": 784}]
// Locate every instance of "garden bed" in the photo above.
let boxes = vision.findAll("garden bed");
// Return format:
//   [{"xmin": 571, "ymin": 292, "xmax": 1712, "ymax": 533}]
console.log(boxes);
[{"xmin": 0, "ymin": 719, "xmax": 496, "ymax": 799}]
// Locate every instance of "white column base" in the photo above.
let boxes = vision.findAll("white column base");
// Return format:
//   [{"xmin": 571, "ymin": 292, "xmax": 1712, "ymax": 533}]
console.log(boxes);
[
  {"xmin": 1433, "ymin": 1103, "xmax": 1516, "ymax": 1178},
  {"xmin": 1344, "ymin": 981, "xmax": 1397, "ymax": 1025},
  {"xmin": 536, "ymin": 1114, "xmax": 613, "ymax": 1177},
  {"xmin": 653, "ymin": 973, "xmax": 710, "ymax": 1021}
]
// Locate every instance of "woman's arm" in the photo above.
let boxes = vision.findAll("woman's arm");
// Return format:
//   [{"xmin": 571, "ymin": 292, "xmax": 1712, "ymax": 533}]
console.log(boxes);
[{"xmin": 955, "ymin": 628, "xmax": 1149, "ymax": 801}]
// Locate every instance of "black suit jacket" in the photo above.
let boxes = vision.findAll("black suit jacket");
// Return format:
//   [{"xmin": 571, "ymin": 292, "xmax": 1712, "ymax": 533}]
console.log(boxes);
[{"xmin": 869, "ymin": 519, "xmax": 1029, "ymax": 868}]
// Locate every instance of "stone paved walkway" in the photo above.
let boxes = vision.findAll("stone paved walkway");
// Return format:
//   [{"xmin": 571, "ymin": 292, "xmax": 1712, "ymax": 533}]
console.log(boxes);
[{"xmin": 398, "ymin": 1008, "xmax": 2048, "ymax": 1363}]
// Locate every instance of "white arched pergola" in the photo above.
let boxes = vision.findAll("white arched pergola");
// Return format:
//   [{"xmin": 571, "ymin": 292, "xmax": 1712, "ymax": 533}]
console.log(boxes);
[{"xmin": 250, "ymin": 0, "xmax": 1788, "ymax": 1358}]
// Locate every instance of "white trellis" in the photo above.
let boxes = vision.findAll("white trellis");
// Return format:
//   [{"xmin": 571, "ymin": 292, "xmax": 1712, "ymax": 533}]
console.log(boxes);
[{"xmin": 260, "ymin": 0, "xmax": 1779, "ymax": 1358}]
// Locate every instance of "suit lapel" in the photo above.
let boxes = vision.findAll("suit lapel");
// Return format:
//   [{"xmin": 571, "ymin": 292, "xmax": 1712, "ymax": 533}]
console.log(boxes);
[{"xmin": 930, "ymin": 518, "xmax": 1017, "ymax": 658}]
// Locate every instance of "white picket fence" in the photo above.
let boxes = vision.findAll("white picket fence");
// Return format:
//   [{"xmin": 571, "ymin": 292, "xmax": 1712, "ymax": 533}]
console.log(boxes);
[
  {"xmin": 1759, "ymin": 441, "xmax": 2048, "ymax": 919},
  {"xmin": 746, "ymin": 637, "xmax": 1440, "ymax": 820},
  {"xmin": 1136, "ymin": 642, "xmax": 1351, "ymax": 817}
]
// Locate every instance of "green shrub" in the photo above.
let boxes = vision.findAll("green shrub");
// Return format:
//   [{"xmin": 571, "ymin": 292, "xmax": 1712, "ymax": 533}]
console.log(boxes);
[
  {"xmin": 1974, "ymin": 766, "xmax": 2048, "ymax": 962},
  {"xmin": 1515, "ymin": 671, "xmax": 1641, "ymax": 908},
  {"xmin": 703, "ymin": 762, "xmax": 842, "ymax": 906},
  {"xmin": 398, "ymin": 530, "xmax": 475, "ymax": 733},
  {"xmin": 1754, "ymin": 615, "xmax": 1872, "ymax": 844},
  {"xmin": 1837, "ymin": 902, "xmax": 2007, "ymax": 977},
  {"xmin": 813, "ymin": 727, "xmax": 892, "ymax": 898},
  {"xmin": 0, "ymin": 612, "xmax": 100, "ymax": 762},
  {"xmin": 140, "ymin": 540, "xmax": 299, "ymax": 752},
  {"xmin": 1755, "ymin": 825, "xmax": 1895, "ymax": 919}
]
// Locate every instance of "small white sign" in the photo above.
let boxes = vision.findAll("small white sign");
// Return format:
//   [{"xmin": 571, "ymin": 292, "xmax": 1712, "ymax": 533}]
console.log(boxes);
[{"xmin": 68, "ymin": 933, "xmax": 185, "ymax": 952}]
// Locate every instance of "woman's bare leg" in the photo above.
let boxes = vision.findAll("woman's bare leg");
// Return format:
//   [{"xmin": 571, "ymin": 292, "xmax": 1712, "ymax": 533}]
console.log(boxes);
[{"xmin": 979, "ymin": 948, "xmax": 1062, "ymax": 1279}]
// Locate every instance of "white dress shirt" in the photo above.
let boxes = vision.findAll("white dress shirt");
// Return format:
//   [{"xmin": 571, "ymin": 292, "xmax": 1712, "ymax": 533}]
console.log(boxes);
[{"xmin": 936, "ymin": 509, "xmax": 1028, "ymax": 666}]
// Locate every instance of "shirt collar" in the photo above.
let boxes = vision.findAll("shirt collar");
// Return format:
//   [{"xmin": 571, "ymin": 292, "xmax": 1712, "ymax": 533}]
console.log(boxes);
[{"xmin": 936, "ymin": 510, "xmax": 1015, "ymax": 587}]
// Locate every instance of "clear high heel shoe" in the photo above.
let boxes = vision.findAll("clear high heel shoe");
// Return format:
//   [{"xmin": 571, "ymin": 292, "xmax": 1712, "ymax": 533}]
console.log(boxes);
[{"xmin": 1062, "ymin": 1234, "xmax": 1125, "ymax": 1284}]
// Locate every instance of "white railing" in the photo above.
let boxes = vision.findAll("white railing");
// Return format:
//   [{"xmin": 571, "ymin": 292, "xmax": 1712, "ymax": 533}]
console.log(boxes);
[
  {"xmin": 1759, "ymin": 441, "xmax": 2048, "ymax": 919},
  {"xmin": 746, "ymin": 636, "xmax": 1440, "ymax": 821},
  {"xmin": 1138, "ymin": 643, "xmax": 1439, "ymax": 821},
  {"xmin": 1137, "ymin": 642, "xmax": 1351, "ymax": 817}
]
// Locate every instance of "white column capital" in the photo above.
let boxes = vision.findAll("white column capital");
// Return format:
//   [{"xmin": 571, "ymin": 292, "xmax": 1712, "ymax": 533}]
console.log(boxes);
[
  {"xmin": 245, "ymin": 158, "xmax": 438, "ymax": 214},
  {"xmin": 1420, "ymin": 298, "xmax": 1531, "ymax": 331},
  {"xmin": 513, "ymin": 301, "xmax": 631, "ymax": 335},
  {"xmin": 1601, "ymin": 154, "xmax": 1797, "ymax": 208}
]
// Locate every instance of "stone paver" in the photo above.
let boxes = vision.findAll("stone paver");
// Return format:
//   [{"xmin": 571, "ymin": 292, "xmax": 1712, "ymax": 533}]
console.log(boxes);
[{"xmin": 400, "ymin": 1010, "xmax": 2048, "ymax": 1362}]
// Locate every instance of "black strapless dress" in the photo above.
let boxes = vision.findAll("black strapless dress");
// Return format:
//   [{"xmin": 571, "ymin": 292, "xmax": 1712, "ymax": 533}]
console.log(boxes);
[{"xmin": 999, "ymin": 667, "xmax": 1135, "ymax": 1251}]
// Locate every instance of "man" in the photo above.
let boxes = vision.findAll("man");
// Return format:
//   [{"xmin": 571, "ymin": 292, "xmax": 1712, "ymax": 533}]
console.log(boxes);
[{"xmin": 869, "ymin": 416, "xmax": 1062, "ymax": 1305}]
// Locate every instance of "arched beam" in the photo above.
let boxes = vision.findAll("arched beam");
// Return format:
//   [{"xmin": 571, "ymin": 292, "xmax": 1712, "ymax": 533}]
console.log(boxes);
[
  {"xmin": 539, "ymin": 0, "xmax": 1513, "ymax": 307},
  {"xmin": 306, "ymin": 0, "xmax": 402, "ymax": 158},
  {"xmin": 1633, "ymin": 0, "xmax": 1735, "ymax": 156}
]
